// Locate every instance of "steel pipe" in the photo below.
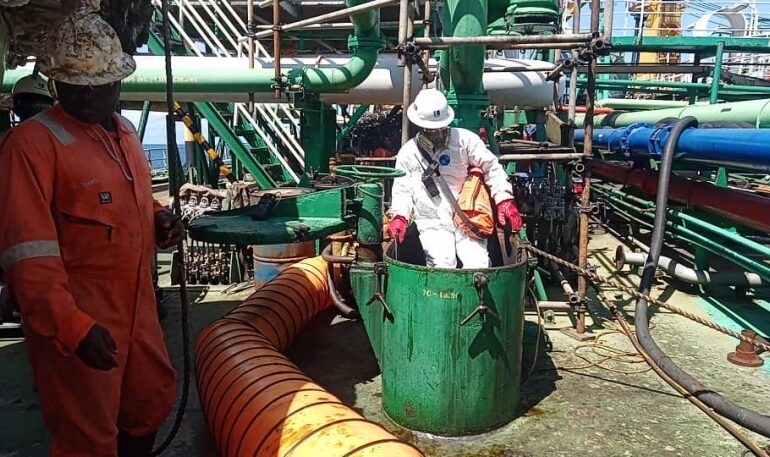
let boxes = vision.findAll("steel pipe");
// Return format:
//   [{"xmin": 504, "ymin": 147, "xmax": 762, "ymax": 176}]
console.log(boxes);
[
  {"xmin": 616, "ymin": 249, "xmax": 764, "ymax": 287},
  {"xmin": 583, "ymin": 98, "xmax": 770, "ymax": 129},
  {"xmin": 594, "ymin": 186, "xmax": 770, "ymax": 281},
  {"xmin": 272, "ymin": 0, "xmax": 281, "ymax": 98},
  {"xmin": 7, "ymin": 56, "xmax": 557, "ymax": 108},
  {"xmin": 253, "ymin": 0, "xmax": 398, "ymax": 39},
  {"xmin": 577, "ymin": 124, "xmax": 770, "ymax": 173},
  {"xmin": 415, "ymin": 33, "xmax": 593, "ymax": 50},
  {"xmin": 592, "ymin": 161, "xmax": 770, "ymax": 234},
  {"xmin": 497, "ymin": 153, "xmax": 585, "ymax": 162}
]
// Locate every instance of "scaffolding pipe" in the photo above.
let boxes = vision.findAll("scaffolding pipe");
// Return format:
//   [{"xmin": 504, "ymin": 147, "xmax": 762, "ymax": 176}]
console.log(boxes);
[
  {"xmin": 575, "ymin": 0, "xmax": 600, "ymax": 335},
  {"xmin": 400, "ymin": 4, "xmax": 414, "ymax": 145},
  {"xmin": 421, "ymin": 0, "xmax": 432, "ymax": 87},
  {"xmin": 616, "ymin": 249, "xmax": 764, "ymax": 287},
  {"xmin": 272, "ymin": 0, "xmax": 281, "ymax": 98},
  {"xmin": 397, "ymin": 0, "xmax": 409, "ymax": 66},
  {"xmin": 252, "ymin": 0, "xmax": 398, "ymax": 38},
  {"xmin": 414, "ymin": 33, "xmax": 593, "ymax": 49},
  {"xmin": 567, "ymin": 0, "xmax": 581, "ymax": 125}
]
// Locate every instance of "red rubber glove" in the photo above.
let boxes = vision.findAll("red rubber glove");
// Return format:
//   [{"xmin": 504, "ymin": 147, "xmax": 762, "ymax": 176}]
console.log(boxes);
[
  {"xmin": 497, "ymin": 199, "xmax": 523, "ymax": 232},
  {"xmin": 387, "ymin": 215, "xmax": 408, "ymax": 243}
]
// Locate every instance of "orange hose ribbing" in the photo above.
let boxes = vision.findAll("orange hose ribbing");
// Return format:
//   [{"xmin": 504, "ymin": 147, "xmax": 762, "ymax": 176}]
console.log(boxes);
[{"xmin": 195, "ymin": 257, "xmax": 424, "ymax": 457}]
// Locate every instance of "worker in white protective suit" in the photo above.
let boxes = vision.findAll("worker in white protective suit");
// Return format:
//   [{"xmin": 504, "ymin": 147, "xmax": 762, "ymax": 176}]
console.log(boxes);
[{"xmin": 388, "ymin": 88, "xmax": 523, "ymax": 269}]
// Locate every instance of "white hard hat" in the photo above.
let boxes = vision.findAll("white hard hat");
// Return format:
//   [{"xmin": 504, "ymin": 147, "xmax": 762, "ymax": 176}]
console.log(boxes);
[
  {"xmin": 12, "ymin": 73, "xmax": 52, "ymax": 99},
  {"xmin": 38, "ymin": 12, "xmax": 136, "ymax": 86},
  {"xmin": 406, "ymin": 88, "xmax": 455, "ymax": 129}
]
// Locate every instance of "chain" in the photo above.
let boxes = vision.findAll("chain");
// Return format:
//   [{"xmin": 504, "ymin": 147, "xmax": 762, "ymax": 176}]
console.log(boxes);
[{"xmin": 523, "ymin": 244, "xmax": 770, "ymax": 353}]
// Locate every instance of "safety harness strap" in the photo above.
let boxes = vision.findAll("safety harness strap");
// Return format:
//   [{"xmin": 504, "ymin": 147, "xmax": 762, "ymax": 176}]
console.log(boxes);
[{"xmin": 414, "ymin": 141, "xmax": 487, "ymax": 239}]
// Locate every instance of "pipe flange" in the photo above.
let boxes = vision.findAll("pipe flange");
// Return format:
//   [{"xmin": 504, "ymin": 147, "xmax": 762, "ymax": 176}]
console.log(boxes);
[{"xmin": 614, "ymin": 245, "xmax": 627, "ymax": 271}]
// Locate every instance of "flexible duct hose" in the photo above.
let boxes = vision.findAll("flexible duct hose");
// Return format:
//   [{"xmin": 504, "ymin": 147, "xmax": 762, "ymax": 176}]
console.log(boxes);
[
  {"xmin": 196, "ymin": 257, "xmax": 424, "ymax": 457},
  {"xmin": 634, "ymin": 117, "xmax": 770, "ymax": 438}
]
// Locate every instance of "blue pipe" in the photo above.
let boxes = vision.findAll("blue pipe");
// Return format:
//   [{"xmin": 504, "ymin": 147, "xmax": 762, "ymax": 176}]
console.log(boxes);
[{"xmin": 575, "ymin": 124, "xmax": 770, "ymax": 172}]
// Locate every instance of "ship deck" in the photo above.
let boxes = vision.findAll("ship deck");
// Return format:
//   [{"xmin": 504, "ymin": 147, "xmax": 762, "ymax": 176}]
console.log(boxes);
[{"xmin": 1, "ymin": 230, "xmax": 769, "ymax": 456}]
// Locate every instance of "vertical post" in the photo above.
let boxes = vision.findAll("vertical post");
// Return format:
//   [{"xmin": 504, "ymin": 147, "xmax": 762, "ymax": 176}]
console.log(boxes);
[
  {"xmin": 248, "ymin": 0, "xmax": 256, "ymax": 108},
  {"xmin": 710, "ymin": 41, "xmax": 724, "ymax": 105},
  {"xmin": 400, "ymin": 5, "xmax": 415, "ymax": 146},
  {"xmin": 576, "ymin": 0, "xmax": 600, "ymax": 336},
  {"xmin": 603, "ymin": 0, "xmax": 613, "ymax": 40},
  {"xmin": 422, "ymin": 0, "xmax": 432, "ymax": 88},
  {"xmin": 273, "ymin": 0, "xmax": 282, "ymax": 99},
  {"xmin": 138, "ymin": 100, "xmax": 152, "ymax": 142},
  {"xmin": 690, "ymin": 54, "xmax": 701, "ymax": 104},
  {"xmin": 567, "ymin": 0, "xmax": 581, "ymax": 126},
  {"xmin": 397, "ymin": 0, "xmax": 409, "ymax": 66}
]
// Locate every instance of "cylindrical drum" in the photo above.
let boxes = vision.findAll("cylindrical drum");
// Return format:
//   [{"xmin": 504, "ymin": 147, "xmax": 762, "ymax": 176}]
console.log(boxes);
[
  {"xmin": 249, "ymin": 188, "xmax": 316, "ymax": 286},
  {"xmin": 377, "ymin": 255, "xmax": 527, "ymax": 435}
]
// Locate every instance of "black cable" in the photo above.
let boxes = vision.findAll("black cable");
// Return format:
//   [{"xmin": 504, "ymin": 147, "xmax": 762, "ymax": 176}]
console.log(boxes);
[
  {"xmin": 634, "ymin": 116, "xmax": 770, "ymax": 439},
  {"xmin": 152, "ymin": 0, "xmax": 192, "ymax": 454}
]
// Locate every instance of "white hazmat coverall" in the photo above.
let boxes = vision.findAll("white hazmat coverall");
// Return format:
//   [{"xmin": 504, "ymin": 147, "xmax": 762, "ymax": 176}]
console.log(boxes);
[{"xmin": 391, "ymin": 127, "xmax": 513, "ymax": 268}]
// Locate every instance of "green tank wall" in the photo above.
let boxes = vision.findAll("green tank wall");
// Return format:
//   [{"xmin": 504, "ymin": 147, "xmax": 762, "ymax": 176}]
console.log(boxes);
[{"xmin": 352, "ymin": 254, "xmax": 528, "ymax": 436}]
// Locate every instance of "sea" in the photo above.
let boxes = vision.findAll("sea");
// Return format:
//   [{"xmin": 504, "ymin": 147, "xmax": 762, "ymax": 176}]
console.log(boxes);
[{"xmin": 144, "ymin": 143, "xmax": 186, "ymax": 170}]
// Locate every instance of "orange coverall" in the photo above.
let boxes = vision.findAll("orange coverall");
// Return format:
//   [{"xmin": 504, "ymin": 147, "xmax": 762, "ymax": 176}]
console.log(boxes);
[{"xmin": 0, "ymin": 104, "xmax": 177, "ymax": 456}]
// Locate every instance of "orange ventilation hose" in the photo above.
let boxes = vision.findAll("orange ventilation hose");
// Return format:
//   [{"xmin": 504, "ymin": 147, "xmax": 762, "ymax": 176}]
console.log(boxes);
[{"xmin": 196, "ymin": 257, "xmax": 424, "ymax": 457}]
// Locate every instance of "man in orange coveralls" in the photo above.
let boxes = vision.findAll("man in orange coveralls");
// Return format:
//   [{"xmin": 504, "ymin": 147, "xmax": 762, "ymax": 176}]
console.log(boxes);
[{"xmin": 0, "ymin": 10, "xmax": 182, "ymax": 457}]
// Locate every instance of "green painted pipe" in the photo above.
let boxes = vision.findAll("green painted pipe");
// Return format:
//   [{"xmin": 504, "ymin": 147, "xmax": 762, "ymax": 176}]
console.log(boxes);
[
  {"xmin": 582, "ymin": 98, "xmax": 770, "ymax": 128},
  {"xmin": 577, "ymin": 78, "xmax": 770, "ymax": 97},
  {"xmin": 594, "ymin": 186, "xmax": 770, "ymax": 280},
  {"xmin": 597, "ymin": 98, "xmax": 695, "ymax": 110},
  {"xmin": 2, "ymin": 0, "xmax": 382, "ymax": 96},
  {"xmin": 444, "ymin": 0, "xmax": 489, "ymax": 129},
  {"xmin": 297, "ymin": 0, "xmax": 384, "ymax": 92}
]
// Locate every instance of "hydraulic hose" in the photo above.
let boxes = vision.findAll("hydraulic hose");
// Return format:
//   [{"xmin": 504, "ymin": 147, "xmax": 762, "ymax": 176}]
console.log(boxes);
[
  {"xmin": 634, "ymin": 116, "xmax": 770, "ymax": 438},
  {"xmin": 196, "ymin": 257, "xmax": 423, "ymax": 457},
  {"xmin": 152, "ymin": 0, "xmax": 191, "ymax": 453}
]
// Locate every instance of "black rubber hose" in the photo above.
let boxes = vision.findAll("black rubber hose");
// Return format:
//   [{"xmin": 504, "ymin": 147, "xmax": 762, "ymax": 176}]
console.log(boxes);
[
  {"xmin": 634, "ymin": 116, "xmax": 770, "ymax": 438},
  {"xmin": 152, "ymin": 0, "xmax": 192, "ymax": 454}
]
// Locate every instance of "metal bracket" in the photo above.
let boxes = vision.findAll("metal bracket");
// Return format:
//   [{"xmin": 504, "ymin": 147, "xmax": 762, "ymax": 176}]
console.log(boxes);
[
  {"xmin": 366, "ymin": 262, "xmax": 393, "ymax": 318},
  {"xmin": 460, "ymin": 273, "xmax": 499, "ymax": 326},
  {"xmin": 577, "ymin": 202, "xmax": 601, "ymax": 215}
]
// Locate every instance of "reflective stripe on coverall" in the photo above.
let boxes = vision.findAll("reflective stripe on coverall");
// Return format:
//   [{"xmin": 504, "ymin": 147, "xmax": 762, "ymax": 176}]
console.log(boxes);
[
  {"xmin": 391, "ymin": 128, "xmax": 513, "ymax": 269},
  {"xmin": 0, "ymin": 105, "xmax": 176, "ymax": 456}
]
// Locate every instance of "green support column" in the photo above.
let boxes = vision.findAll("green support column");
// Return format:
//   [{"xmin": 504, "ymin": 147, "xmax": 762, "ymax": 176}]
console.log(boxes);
[
  {"xmin": 137, "ymin": 101, "xmax": 152, "ymax": 142},
  {"xmin": 297, "ymin": 94, "xmax": 337, "ymax": 177},
  {"xmin": 710, "ymin": 41, "xmax": 725, "ymax": 105},
  {"xmin": 444, "ymin": 0, "xmax": 489, "ymax": 129}
]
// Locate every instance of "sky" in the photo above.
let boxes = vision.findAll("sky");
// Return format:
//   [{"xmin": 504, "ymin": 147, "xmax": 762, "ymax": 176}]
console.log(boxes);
[{"xmin": 122, "ymin": 110, "xmax": 187, "ymax": 145}]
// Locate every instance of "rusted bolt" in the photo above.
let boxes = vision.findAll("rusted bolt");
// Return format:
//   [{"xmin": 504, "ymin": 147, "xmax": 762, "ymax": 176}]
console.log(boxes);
[{"xmin": 727, "ymin": 330, "xmax": 764, "ymax": 368}]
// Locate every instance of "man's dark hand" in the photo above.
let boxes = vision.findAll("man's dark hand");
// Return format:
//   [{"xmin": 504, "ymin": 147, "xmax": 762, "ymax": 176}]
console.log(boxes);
[
  {"xmin": 75, "ymin": 324, "xmax": 118, "ymax": 371},
  {"xmin": 155, "ymin": 210, "xmax": 185, "ymax": 249}
]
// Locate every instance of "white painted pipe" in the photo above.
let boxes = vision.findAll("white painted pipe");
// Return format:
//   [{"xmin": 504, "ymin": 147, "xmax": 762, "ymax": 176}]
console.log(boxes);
[
  {"xmin": 116, "ymin": 54, "xmax": 558, "ymax": 107},
  {"xmin": 618, "ymin": 250, "xmax": 764, "ymax": 287}
]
